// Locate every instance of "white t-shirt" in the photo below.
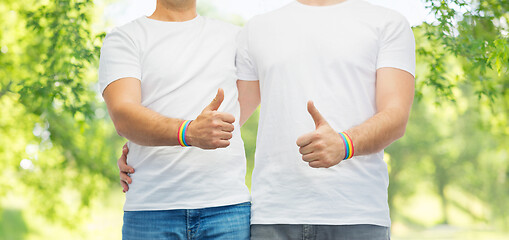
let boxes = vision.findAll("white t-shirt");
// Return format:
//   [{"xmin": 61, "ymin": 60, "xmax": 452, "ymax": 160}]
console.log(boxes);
[
  {"xmin": 236, "ymin": 0, "xmax": 415, "ymax": 226},
  {"xmin": 99, "ymin": 15, "xmax": 251, "ymax": 211}
]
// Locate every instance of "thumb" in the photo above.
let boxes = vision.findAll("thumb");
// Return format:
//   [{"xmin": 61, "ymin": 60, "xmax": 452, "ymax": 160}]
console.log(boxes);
[
  {"xmin": 204, "ymin": 88, "xmax": 224, "ymax": 111},
  {"xmin": 307, "ymin": 101, "xmax": 327, "ymax": 128}
]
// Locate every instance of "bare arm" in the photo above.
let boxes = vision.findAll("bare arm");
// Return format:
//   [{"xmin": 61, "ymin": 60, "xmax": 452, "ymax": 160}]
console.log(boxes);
[
  {"xmin": 346, "ymin": 67, "xmax": 415, "ymax": 155},
  {"xmin": 103, "ymin": 77, "xmax": 235, "ymax": 148},
  {"xmin": 103, "ymin": 77, "xmax": 181, "ymax": 146},
  {"xmin": 237, "ymin": 80, "xmax": 261, "ymax": 126},
  {"xmin": 297, "ymin": 68, "xmax": 415, "ymax": 168}
]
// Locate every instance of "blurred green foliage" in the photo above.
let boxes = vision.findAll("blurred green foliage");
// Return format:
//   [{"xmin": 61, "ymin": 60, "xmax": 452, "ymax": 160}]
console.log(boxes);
[
  {"xmin": 0, "ymin": 0, "xmax": 124, "ymax": 229},
  {"xmin": 387, "ymin": 0, "xmax": 509, "ymax": 229},
  {"xmin": 0, "ymin": 0, "xmax": 507, "ymax": 239}
]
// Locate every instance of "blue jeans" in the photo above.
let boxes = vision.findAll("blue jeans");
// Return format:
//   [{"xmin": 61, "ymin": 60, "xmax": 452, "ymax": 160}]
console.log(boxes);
[
  {"xmin": 251, "ymin": 224, "xmax": 390, "ymax": 240},
  {"xmin": 123, "ymin": 202, "xmax": 251, "ymax": 240}
]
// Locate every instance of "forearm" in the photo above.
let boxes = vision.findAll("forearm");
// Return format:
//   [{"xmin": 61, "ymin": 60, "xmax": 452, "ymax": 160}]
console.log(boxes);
[
  {"xmin": 346, "ymin": 107, "xmax": 409, "ymax": 156},
  {"xmin": 109, "ymin": 103, "xmax": 182, "ymax": 146},
  {"xmin": 296, "ymin": 101, "xmax": 409, "ymax": 168},
  {"xmin": 104, "ymin": 77, "xmax": 234, "ymax": 149},
  {"xmin": 296, "ymin": 68, "xmax": 414, "ymax": 168},
  {"xmin": 346, "ymin": 68, "xmax": 414, "ymax": 157}
]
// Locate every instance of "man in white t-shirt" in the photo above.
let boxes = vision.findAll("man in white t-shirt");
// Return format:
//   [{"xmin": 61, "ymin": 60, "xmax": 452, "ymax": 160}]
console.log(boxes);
[
  {"xmin": 119, "ymin": 0, "xmax": 415, "ymax": 239},
  {"xmin": 234, "ymin": 0, "xmax": 415, "ymax": 239},
  {"xmin": 98, "ymin": 0, "xmax": 251, "ymax": 239}
]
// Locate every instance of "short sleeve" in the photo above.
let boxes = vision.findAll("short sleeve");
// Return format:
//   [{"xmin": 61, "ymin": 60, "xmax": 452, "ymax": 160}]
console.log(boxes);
[
  {"xmin": 376, "ymin": 13, "xmax": 416, "ymax": 77},
  {"xmin": 98, "ymin": 28, "xmax": 141, "ymax": 94},
  {"xmin": 235, "ymin": 26, "xmax": 259, "ymax": 81}
]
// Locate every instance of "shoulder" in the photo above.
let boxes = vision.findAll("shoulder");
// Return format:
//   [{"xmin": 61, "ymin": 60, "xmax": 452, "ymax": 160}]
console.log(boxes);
[
  {"xmin": 202, "ymin": 17, "xmax": 241, "ymax": 34},
  {"xmin": 355, "ymin": 1, "xmax": 409, "ymax": 25},
  {"xmin": 347, "ymin": 0, "xmax": 411, "ymax": 38},
  {"xmin": 244, "ymin": 2, "xmax": 295, "ymax": 28},
  {"xmin": 111, "ymin": 17, "xmax": 146, "ymax": 34},
  {"xmin": 104, "ymin": 17, "xmax": 145, "ymax": 44}
]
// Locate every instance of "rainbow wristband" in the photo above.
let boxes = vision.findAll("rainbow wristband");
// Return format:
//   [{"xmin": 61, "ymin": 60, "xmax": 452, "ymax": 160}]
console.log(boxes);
[
  {"xmin": 338, "ymin": 132, "xmax": 354, "ymax": 160},
  {"xmin": 178, "ymin": 120, "xmax": 192, "ymax": 147}
]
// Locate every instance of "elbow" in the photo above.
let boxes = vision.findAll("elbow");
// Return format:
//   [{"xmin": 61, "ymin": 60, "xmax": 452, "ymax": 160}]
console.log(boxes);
[
  {"xmin": 112, "ymin": 120, "xmax": 128, "ymax": 138},
  {"xmin": 108, "ymin": 106, "xmax": 130, "ymax": 138},
  {"xmin": 115, "ymin": 125, "xmax": 126, "ymax": 138},
  {"xmin": 394, "ymin": 122, "xmax": 408, "ymax": 140},
  {"xmin": 395, "ymin": 129, "xmax": 405, "ymax": 140},
  {"xmin": 388, "ymin": 108, "xmax": 410, "ymax": 140},
  {"xmin": 104, "ymin": 97, "xmax": 141, "ymax": 139}
]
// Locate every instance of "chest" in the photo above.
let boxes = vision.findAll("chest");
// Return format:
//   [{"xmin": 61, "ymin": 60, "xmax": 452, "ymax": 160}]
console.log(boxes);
[
  {"xmin": 139, "ymin": 29, "xmax": 237, "ymax": 82},
  {"xmin": 251, "ymin": 17, "xmax": 380, "ymax": 71}
]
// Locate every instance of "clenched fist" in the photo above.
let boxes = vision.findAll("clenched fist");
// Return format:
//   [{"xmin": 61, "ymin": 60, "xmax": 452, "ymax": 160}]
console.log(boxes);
[
  {"xmin": 186, "ymin": 88, "xmax": 235, "ymax": 149},
  {"xmin": 296, "ymin": 101, "xmax": 347, "ymax": 168}
]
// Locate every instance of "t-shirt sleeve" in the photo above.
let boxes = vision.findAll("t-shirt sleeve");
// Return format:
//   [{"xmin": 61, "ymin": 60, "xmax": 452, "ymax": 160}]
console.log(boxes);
[
  {"xmin": 235, "ymin": 26, "xmax": 259, "ymax": 81},
  {"xmin": 376, "ymin": 12, "xmax": 416, "ymax": 77},
  {"xmin": 98, "ymin": 28, "xmax": 141, "ymax": 94}
]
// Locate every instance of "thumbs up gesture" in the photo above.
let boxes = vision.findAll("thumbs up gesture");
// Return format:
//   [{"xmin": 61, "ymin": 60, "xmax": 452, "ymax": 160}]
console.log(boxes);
[
  {"xmin": 296, "ymin": 101, "xmax": 345, "ymax": 168},
  {"xmin": 186, "ymin": 89, "xmax": 236, "ymax": 149}
]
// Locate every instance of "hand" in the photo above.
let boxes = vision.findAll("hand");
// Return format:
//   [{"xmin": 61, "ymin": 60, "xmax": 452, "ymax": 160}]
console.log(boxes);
[
  {"xmin": 296, "ymin": 101, "xmax": 346, "ymax": 168},
  {"xmin": 118, "ymin": 143, "xmax": 134, "ymax": 193},
  {"xmin": 186, "ymin": 89, "xmax": 235, "ymax": 149}
]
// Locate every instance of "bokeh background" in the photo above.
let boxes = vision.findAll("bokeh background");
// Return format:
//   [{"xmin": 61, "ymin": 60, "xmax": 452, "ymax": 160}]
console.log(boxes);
[{"xmin": 0, "ymin": 0, "xmax": 508, "ymax": 239}]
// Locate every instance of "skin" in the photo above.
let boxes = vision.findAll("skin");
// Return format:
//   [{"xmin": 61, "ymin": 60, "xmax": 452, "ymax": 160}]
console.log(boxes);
[
  {"xmin": 117, "ymin": 0, "xmax": 415, "ymax": 190},
  {"xmin": 150, "ymin": 0, "xmax": 197, "ymax": 22},
  {"xmin": 103, "ymin": 0, "xmax": 235, "ymax": 149},
  {"xmin": 237, "ymin": 81, "xmax": 261, "ymax": 126},
  {"xmin": 296, "ymin": 68, "xmax": 415, "ymax": 168},
  {"xmin": 119, "ymin": 82, "xmax": 259, "ymax": 192},
  {"xmin": 106, "ymin": 0, "xmax": 237, "ymax": 191},
  {"xmin": 119, "ymin": 68, "xmax": 414, "ymax": 190},
  {"xmin": 298, "ymin": 0, "xmax": 348, "ymax": 6}
]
